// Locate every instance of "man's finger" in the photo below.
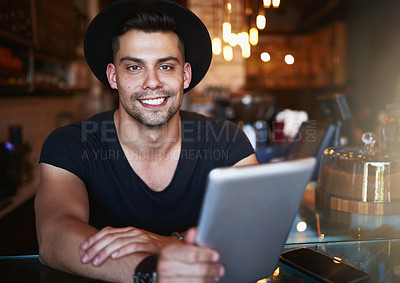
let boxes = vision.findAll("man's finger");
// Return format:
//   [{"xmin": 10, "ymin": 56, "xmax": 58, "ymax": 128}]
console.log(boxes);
[
  {"xmin": 81, "ymin": 229, "xmax": 136, "ymax": 264},
  {"xmin": 81, "ymin": 226, "xmax": 136, "ymax": 250},
  {"xmin": 184, "ymin": 227, "xmax": 198, "ymax": 245},
  {"xmin": 161, "ymin": 243, "xmax": 220, "ymax": 263},
  {"xmin": 158, "ymin": 255, "xmax": 224, "ymax": 278}
]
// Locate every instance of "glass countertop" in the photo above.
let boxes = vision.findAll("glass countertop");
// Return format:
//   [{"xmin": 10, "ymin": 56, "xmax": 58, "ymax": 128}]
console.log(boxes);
[
  {"xmin": 262, "ymin": 185, "xmax": 400, "ymax": 282},
  {"xmin": 286, "ymin": 186, "xmax": 400, "ymax": 245},
  {"xmin": 277, "ymin": 239, "xmax": 400, "ymax": 282}
]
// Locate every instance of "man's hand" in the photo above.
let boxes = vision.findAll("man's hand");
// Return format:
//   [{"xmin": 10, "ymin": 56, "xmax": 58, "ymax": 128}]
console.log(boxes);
[
  {"xmin": 157, "ymin": 228, "xmax": 225, "ymax": 282},
  {"xmin": 80, "ymin": 226, "xmax": 173, "ymax": 266}
]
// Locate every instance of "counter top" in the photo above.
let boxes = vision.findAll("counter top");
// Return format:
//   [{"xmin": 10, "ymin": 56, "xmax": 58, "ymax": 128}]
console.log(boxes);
[
  {"xmin": 0, "ymin": 255, "xmax": 106, "ymax": 283},
  {"xmin": 1, "ymin": 239, "xmax": 400, "ymax": 282},
  {"xmin": 2, "ymin": 184, "xmax": 400, "ymax": 282}
]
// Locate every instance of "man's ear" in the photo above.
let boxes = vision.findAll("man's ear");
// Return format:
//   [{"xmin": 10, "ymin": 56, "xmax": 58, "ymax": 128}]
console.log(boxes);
[
  {"xmin": 106, "ymin": 63, "xmax": 118, "ymax": 90},
  {"xmin": 183, "ymin": 62, "xmax": 192, "ymax": 90}
]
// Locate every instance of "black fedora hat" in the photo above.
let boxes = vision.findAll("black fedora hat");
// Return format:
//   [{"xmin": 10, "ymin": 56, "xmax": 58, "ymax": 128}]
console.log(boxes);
[{"xmin": 84, "ymin": 0, "xmax": 212, "ymax": 93}]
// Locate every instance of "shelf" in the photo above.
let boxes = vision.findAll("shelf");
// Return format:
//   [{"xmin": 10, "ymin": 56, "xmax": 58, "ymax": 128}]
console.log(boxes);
[
  {"xmin": 0, "ymin": 0, "xmax": 89, "ymax": 95},
  {"xmin": 0, "ymin": 78, "xmax": 31, "ymax": 89},
  {"xmin": 0, "ymin": 44, "xmax": 83, "ymax": 95}
]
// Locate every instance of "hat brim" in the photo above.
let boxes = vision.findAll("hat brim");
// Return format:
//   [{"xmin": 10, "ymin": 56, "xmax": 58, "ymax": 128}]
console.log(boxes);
[{"xmin": 84, "ymin": 0, "xmax": 212, "ymax": 93}]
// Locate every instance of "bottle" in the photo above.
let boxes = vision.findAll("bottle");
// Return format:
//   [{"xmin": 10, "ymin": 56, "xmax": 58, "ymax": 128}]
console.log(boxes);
[{"xmin": 8, "ymin": 125, "xmax": 33, "ymax": 184}]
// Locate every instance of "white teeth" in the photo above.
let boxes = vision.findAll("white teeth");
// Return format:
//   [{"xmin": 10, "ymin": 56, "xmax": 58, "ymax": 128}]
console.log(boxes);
[{"xmin": 140, "ymin": 98, "xmax": 166, "ymax": 105}]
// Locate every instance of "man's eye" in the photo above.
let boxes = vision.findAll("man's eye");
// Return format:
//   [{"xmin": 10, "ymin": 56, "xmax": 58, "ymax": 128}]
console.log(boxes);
[
  {"xmin": 127, "ymin": 65, "xmax": 140, "ymax": 71},
  {"xmin": 160, "ymin": 65, "xmax": 172, "ymax": 70}
]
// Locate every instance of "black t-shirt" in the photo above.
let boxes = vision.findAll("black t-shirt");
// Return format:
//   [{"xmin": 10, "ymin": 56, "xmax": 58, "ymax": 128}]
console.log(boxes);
[{"xmin": 40, "ymin": 110, "xmax": 254, "ymax": 235}]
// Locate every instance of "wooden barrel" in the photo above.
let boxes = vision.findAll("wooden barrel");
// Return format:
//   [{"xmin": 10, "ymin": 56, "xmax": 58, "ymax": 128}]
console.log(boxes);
[{"xmin": 315, "ymin": 189, "xmax": 400, "ymax": 215}]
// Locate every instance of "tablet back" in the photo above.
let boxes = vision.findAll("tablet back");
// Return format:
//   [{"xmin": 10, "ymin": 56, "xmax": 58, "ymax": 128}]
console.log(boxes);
[{"xmin": 196, "ymin": 157, "xmax": 316, "ymax": 283}]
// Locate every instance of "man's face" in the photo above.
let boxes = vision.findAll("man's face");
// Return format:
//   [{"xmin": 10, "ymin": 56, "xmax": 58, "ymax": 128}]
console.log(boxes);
[{"xmin": 107, "ymin": 30, "xmax": 192, "ymax": 127}]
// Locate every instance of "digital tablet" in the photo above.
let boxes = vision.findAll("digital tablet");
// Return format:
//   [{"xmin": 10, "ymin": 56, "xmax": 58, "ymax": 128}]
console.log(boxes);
[{"xmin": 196, "ymin": 157, "xmax": 316, "ymax": 283}]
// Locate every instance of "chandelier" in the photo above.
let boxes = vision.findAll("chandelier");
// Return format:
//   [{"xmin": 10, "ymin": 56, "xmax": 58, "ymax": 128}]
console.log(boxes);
[{"xmin": 212, "ymin": 0, "xmax": 280, "ymax": 61}]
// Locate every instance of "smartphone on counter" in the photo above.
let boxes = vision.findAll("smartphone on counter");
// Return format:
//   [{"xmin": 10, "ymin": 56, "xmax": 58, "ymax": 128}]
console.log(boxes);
[{"xmin": 279, "ymin": 247, "xmax": 370, "ymax": 283}]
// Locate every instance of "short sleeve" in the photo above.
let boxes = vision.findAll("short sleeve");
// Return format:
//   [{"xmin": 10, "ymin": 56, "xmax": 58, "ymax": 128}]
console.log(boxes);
[
  {"xmin": 39, "ymin": 124, "xmax": 90, "ymax": 183},
  {"xmin": 211, "ymin": 120, "xmax": 255, "ymax": 167}
]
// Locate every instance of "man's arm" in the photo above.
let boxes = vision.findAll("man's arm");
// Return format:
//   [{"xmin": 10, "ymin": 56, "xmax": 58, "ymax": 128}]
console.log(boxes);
[
  {"xmin": 35, "ymin": 163, "xmax": 146, "ymax": 282},
  {"xmin": 233, "ymin": 153, "xmax": 259, "ymax": 167},
  {"xmin": 35, "ymin": 163, "xmax": 224, "ymax": 282}
]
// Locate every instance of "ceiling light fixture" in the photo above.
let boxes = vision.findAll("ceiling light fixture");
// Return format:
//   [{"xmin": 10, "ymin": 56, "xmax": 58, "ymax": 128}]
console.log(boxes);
[
  {"xmin": 223, "ymin": 45, "xmax": 233, "ymax": 61},
  {"xmin": 249, "ymin": 27, "xmax": 258, "ymax": 45},
  {"xmin": 223, "ymin": 21, "xmax": 232, "ymax": 42},
  {"xmin": 212, "ymin": 38, "xmax": 222, "ymax": 55},
  {"xmin": 264, "ymin": 0, "xmax": 280, "ymax": 8},
  {"xmin": 263, "ymin": 0, "xmax": 271, "ymax": 8},
  {"xmin": 261, "ymin": 52, "xmax": 271, "ymax": 62},
  {"xmin": 285, "ymin": 54, "xmax": 295, "ymax": 65},
  {"xmin": 256, "ymin": 13, "xmax": 266, "ymax": 29},
  {"xmin": 272, "ymin": 0, "xmax": 280, "ymax": 8}
]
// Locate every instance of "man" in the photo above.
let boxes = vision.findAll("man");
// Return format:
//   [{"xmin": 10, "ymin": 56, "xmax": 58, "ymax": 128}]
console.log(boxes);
[{"xmin": 35, "ymin": 0, "xmax": 258, "ymax": 282}]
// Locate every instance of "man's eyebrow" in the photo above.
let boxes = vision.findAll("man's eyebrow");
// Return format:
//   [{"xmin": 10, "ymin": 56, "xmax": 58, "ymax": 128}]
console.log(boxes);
[
  {"xmin": 158, "ymin": 56, "xmax": 180, "ymax": 63},
  {"xmin": 119, "ymin": 56, "xmax": 181, "ymax": 64},
  {"xmin": 120, "ymin": 56, "xmax": 143, "ymax": 63}
]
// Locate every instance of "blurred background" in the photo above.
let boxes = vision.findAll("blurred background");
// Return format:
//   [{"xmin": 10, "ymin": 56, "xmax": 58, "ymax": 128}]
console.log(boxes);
[{"xmin": 1, "ymin": 0, "xmax": 400, "ymax": 167}]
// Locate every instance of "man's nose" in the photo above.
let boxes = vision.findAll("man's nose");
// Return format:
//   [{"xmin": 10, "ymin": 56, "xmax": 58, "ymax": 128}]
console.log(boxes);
[{"xmin": 143, "ymin": 69, "xmax": 162, "ymax": 90}]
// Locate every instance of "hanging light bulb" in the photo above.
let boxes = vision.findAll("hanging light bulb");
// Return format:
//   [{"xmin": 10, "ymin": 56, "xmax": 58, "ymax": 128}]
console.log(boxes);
[
  {"xmin": 223, "ymin": 45, "xmax": 233, "ymax": 61},
  {"xmin": 261, "ymin": 52, "xmax": 271, "ymax": 62},
  {"xmin": 222, "ymin": 21, "xmax": 231, "ymax": 42},
  {"xmin": 228, "ymin": 33, "xmax": 238, "ymax": 47},
  {"xmin": 285, "ymin": 54, "xmax": 295, "ymax": 65},
  {"xmin": 226, "ymin": 2, "xmax": 232, "ymax": 13},
  {"xmin": 263, "ymin": 0, "xmax": 271, "ymax": 8},
  {"xmin": 212, "ymin": 38, "xmax": 222, "ymax": 55},
  {"xmin": 237, "ymin": 31, "xmax": 249, "ymax": 47},
  {"xmin": 241, "ymin": 43, "xmax": 251, "ymax": 58},
  {"xmin": 222, "ymin": 1, "xmax": 232, "ymax": 43},
  {"xmin": 256, "ymin": 14, "xmax": 266, "ymax": 30},
  {"xmin": 249, "ymin": 27, "xmax": 258, "ymax": 45},
  {"xmin": 272, "ymin": 0, "xmax": 280, "ymax": 8}
]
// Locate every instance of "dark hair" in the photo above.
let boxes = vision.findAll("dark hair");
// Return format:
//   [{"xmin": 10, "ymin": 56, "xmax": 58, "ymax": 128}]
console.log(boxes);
[{"xmin": 111, "ymin": 10, "xmax": 185, "ymax": 61}]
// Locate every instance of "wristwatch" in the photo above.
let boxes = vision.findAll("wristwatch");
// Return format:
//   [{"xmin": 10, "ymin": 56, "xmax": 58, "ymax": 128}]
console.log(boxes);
[{"xmin": 133, "ymin": 254, "xmax": 159, "ymax": 283}]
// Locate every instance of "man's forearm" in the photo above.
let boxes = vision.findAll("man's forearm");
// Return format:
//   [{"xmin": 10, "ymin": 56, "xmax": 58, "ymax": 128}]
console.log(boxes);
[{"xmin": 38, "ymin": 216, "xmax": 146, "ymax": 283}]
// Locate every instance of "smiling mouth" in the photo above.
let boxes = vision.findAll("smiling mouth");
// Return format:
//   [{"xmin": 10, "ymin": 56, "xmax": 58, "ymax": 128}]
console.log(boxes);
[{"xmin": 139, "ymin": 97, "xmax": 167, "ymax": 106}]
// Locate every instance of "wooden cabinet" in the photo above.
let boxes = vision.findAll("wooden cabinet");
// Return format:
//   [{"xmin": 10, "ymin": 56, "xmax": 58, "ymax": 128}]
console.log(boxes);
[{"xmin": 0, "ymin": 0, "xmax": 89, "ymax": 94}]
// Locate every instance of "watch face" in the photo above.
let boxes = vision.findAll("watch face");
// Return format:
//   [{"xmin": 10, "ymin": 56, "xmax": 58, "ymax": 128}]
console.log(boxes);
[{"xmin": 134, "ymin": 271, "xmax": 157, "ymax": 283}]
